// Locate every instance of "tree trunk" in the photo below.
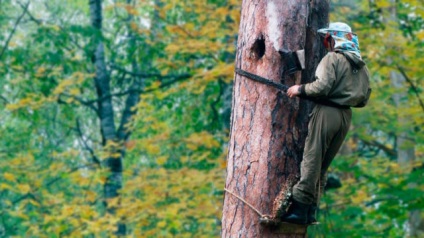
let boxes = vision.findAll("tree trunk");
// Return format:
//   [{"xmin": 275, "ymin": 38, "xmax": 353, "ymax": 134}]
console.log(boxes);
[
  {"xmin": 388, "ymin": 0, "xmax": 422, "ymax": 234},
  {"xmin": 391, "ymin": 70, "xmax": 422, "ymax": 237},
  {"xmin": 221, "ymin": 1, "xmax": 328, "ymax": 237},
  {"xmin": 89, "ymin": 0, "xmax": 126, "ymax": 235}
]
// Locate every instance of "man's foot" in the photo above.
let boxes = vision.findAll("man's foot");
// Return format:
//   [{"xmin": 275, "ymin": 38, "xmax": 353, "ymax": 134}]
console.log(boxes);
[
  {"xmin": 281, "ymin": 199, "xmax": 310, "ymax": 224},
  {"xmin": 307, "ymin": 204, "xmax": 317, "ymax": 224}
]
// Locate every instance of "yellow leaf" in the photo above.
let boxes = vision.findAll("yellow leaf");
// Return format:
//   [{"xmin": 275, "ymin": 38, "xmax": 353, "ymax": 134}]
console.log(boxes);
[
  {"xmin": 86, "ymin": 191, "xmax": 97, "ymax": 203},
  {"xmin": 215, "ymin": 7, "xmax": 229, "ymax": 17},
  {"xmin": 181, "ymin": 156, "xmax": 189, "ymax": 163},
  {"xmin": 130, "ymin": 22, "xmax": 138, "ymax": 31},
  {"xmin": 9, "ymin": 211, "xmax": 29, "ymax": 220},
  {"xmin": 157, "ymin": 221, "xmax": 167, "ymax": 228},
  {"xmin": 220, "ymin": 160, "xmax": 227, "ymax": 169},
  {"xmin": 0, "ymin": 183, "xmax": 13, "ymax": 191},
  {"xmin": 4, "ymin": 200, "xmax": 12, "ymax": 206},
  {"xmin": 416, "ymin": 30, "xmax": 424, "ymax": 41},
  {"xmin": 5, "ymin": 103, "xmax": 21, "ymax": 111},
  {"xmin": 186, "ymin": 143, "xmax": 198, "ymax": 150},
  {"xmin": 146, "ymin": 144, "xmax": 160, "ymax": 154},
  {"xmin": 127, "ymin": 141, "xmax": 138, "ymax": 151},
  {"xmin": 50, "ymin": 25, "xmax": 61, "ymax": 31},
  {"xmin": 105, "ymin": 140, "xmax": 121, "ymax": 148},
  {"xmin": 107, "ymin": 197, "xmax": 120, "ymax": 208},
  {"xmin": 125, "ymin": 5, "xmax": 138, "ymax": 15},
  {"xmin": 8, "ymin": 41, "xmax": 17, "ymax": 48},
  {"xmin": 44, "ymin": 214, "xmax": 55, "ymax": 223},
  {"xmin": 11, "ymin": 65, "xmax": 24, "ymax": 71},
  {"xmin": 111, "ymin": 153, "xmax": 122, "ymax": 158},
  {"xmin": 184, "ymin": 22, "xmax": 195, "ymax": 31},
  {"xmin": 62, "ymin": 205, "xmax": 74, "ymax": 216},
  {"xmin": 28, "ymin": 199, "xmax": 40, "ymax": 207},
  {"xmin": 69, "ymin": 88, "xmax": 80, "ymax": 96},
  {"xmin": 18, "ymin": 184, "xmax": 31, "ymax": 194},
  {"xmin": 351, "ymin": 190, "xmax": 368, "ymax": 204},
  {"xmin": 375, "ymin": 0, "xmax": 391, "ymax": 8},
  {"xmin": 3, "ymin": 172, "xmax": 16, "ymax": 182},
  {"xmin": 35, "ymin": 66, "xmax": 46, "ymax": 77},
  {"xmin": 185, "ymin": 131, "xmax": 220, "ymax": 150},
  {"xmin": 157, "ymin": 156, "xmax": 168, "ymax": 165}
]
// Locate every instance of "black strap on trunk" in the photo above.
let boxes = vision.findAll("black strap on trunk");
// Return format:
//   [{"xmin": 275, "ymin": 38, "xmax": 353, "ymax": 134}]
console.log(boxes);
[
  {"xmin": 235, "ymin": 68, "xmax": 289, "ymax": 92},
  {"xmin": 235, "ymin": 68, "xmax": 350, "ymax": 110}
]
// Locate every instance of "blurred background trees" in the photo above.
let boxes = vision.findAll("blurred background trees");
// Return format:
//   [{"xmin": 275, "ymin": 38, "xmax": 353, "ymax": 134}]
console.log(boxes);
[{"xmin": 0, "ymin": 0, "xmax": 422, "ymax": 237}]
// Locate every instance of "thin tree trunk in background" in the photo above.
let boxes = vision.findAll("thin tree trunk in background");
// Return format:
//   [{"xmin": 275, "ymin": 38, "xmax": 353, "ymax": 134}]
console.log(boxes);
[
  {"xmin": 117, "ymin": 0, "xmax": 144, "ymax": 147},
  {"xmin": 391, "ymin": 71, "xmax": 422, "ymax": 237},
  {"xmin": 388, "ymin": 0, "xmax": 422, "ymax": 234},
  {"xmin": 221, "ymin": 0, "xmax": 328, "ymax": 237},
  {"xmin": 89, "ymin": 0, "xmax": 126, "ymax": 235},
  {"xmin": 0, "ymin": 2, "xmax": 29, "ymax": 60}
]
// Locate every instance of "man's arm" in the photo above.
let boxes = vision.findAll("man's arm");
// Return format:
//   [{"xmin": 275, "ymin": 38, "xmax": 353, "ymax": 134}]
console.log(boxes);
[{"xmin": 287, "ymin": 53, "xmax": 337, "ymax": 98}]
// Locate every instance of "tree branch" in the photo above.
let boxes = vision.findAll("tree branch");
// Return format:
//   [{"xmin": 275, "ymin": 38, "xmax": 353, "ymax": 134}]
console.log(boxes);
[
  {"xmin": 17, "ymin": 1, "xmax": 42, "ymax": 25},
  {"xmin": 18, "ymin": 1, "xmax": 87, "ymax": 53},
  {"xmin": 117, "ymin": 78, "xmax": 142, "ymax": 142},
  {"xmin": 0, "ymin": 1, "xmax": 29, "ymax": 60},
  {"xmin": 365, "ymin": 195, "xmax": 398, "ymax": 207},
  {"xmin": 0, "ymin": 95, "xmax": 9, "ymax": 104},
  {"xmin": 58, "ymin": 93, "xmax": 99, "ymax": 113},
  {"xmin": 117, "ymin": 6, "xmax": 143, "ymax": 143},
  {"xmin": 2, "ymin": 164, "xmax": 95, "ymax": 209},
  {"xmin": 360, "ymin": 138, "xmax": 397, "ymax": 159},
  {"xmin": 76, "ymin": 119, "xmax": 101, "ymax": 166},
  {"xmin": 109, "ymin": 63, "xmax": 190, "ymax": 79},
  {"xmin": 144, "ymin": 73, "xmax": 192, "ymax": 91},
  {"xmin": 396, "ymin": 65, "xmax": 424, "ymax": 113},
  {"xmin": 83, "ymin": 73, "xmax": 192, "ymax": 105}
]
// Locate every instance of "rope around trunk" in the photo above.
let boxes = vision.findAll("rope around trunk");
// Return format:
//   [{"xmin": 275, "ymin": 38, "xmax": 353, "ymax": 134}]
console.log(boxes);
[{"xmin": 224, "ymin": 188, "xmax": 272, "ymax": 219}]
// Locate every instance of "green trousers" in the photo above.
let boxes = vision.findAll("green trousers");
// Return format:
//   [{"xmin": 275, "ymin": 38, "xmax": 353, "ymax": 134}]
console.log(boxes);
[{"xmin": 292, "ymin": 104, "xmax": 352, "ymax": 205}]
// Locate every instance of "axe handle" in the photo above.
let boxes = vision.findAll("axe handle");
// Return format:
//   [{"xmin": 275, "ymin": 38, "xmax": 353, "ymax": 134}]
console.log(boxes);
[{"xmin": 235, "ymin": 68, "xmax": 289, "ymax": 92}]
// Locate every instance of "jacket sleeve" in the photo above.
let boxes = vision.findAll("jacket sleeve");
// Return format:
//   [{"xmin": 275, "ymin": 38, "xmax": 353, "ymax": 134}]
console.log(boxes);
[{"xmin": 301, "ymin": 53, "xmax": 337, "ymax": 97}]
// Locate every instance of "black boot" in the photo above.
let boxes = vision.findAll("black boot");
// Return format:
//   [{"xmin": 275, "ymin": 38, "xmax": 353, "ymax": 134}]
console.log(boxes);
[
  {"xmin": 308, "ymin": 204, "xmax": 317, "ymax": 224},
  {"xmin": 281, "ymin": 199, "xmax": 310, "ymax": 224}
]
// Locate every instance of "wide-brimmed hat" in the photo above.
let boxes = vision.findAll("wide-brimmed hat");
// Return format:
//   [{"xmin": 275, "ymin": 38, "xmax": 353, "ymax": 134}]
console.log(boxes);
[
  {"xmin": 317, "ymin": 22, "xmax": 361, "ymax": 58},
  {"xmin": 318, "ymin": 22, "xmax": 353, "ymax": 35}
]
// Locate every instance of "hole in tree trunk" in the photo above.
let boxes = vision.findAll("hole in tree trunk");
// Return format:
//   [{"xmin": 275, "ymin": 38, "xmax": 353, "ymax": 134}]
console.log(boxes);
[{"xmin": 251, "ymin": 36, "xmax": 265, "ymax": 60}]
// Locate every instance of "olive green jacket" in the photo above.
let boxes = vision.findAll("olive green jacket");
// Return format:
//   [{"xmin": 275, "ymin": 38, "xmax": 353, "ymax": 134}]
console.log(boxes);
[{"xmin": 300, "ymin": 51, "xmax": 371, "ymax": 108}]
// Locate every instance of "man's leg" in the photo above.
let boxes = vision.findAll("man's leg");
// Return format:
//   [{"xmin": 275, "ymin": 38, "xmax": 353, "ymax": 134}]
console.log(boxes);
[
  {"xmin": 292, "ymin": 105, "xmax": 344, "ymax": 204},
  {"xmin": 309, "ymin": 108, "xmax": 352, "ymax": 223},
  {"xmin": 320, "ymin": 108, "xmax": 352, "ymax": 183},
  {"xmin": 283, "ymin": 105, "xmax": 346, "ymax": 224}
]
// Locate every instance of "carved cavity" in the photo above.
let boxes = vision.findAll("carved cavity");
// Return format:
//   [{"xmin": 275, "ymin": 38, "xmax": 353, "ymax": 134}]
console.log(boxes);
[{"xmin": 251, "ymin": 36, "xmax": 265, "ymax": 60}]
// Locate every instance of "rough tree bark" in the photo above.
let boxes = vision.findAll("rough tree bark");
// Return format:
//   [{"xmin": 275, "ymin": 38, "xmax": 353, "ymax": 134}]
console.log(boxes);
[{"xmin": 221, "ymin": 1, "xmax": 329, "ymax": 237}]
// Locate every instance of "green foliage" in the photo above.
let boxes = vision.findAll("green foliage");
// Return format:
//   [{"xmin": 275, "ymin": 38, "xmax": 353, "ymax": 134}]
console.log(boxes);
[
  {"xmin": 1, "ymin": 0, "xmax": 236, "ymax": 236},
  {"xmin": 308, "ymin": 1, "xmax": 424, "ymax": 237},
  {"xmin": 309, "ymin": 155, "xmax": 423, "ymax": 237}
]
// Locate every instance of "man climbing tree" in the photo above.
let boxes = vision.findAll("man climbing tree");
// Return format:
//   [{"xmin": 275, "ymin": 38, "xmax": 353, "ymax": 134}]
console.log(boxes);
[
  {"xmin": 283, "ymin": 22, "xmax": 371, "ymax": 224},
  {"xmin": 221, "ymin": 0, "xmax": 330, "ymax": 237}
]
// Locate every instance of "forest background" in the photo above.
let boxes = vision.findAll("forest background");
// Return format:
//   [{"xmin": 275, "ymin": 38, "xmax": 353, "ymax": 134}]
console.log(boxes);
[{"xmin": 0, "ymin": 0, "xmax": 423, "ymax": 237}]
